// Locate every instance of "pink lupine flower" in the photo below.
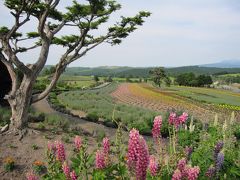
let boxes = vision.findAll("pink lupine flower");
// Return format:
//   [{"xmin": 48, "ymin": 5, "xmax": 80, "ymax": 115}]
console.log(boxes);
[
  {"xmin": 187, "ymin": 166, "xmax": 200, "ymax": 180},
  {"xmin": 177, "ymin": 158, "xmax": 187, "ymax": 172},
  {"xmin": 136, "ymin": 137, "xmax": 149, "ymax": 180},
  {"xmin": 152, "ymin": 116, "xmax": 162, "ymax": 140},
  {"xmin": 178, "ymin": 112, "xmax": 188, "ymax": 124},
  {"xmin": 149, "ymin": 155, "xmax": 158, "ymax": 176},
  {"xmin": 74, "ymin": 136, "xmax": 82, "ymax": 152},
  {"xmin": 47, "ymin": 141, "xmax": 56, "ymax": 155},
  {"xmin": 55, "ymin": 141, "xmax": 66, "ymax": 162},
  {"xmin": 102, "ymin": 137, "xmax": 110, "ymax": 154},
  {"xmin": 172, "ymin": 169, "xmax": 182, "ymax": 180},
  {"xmin": 26, "ymin": 171, "xmax": 38, "ymax": 180},
  {"xmin": 127, "ymin": 129, "xmax": 149, "ymax": 180},
  {"xmin": 169, "ymin": 112, "xmax": 177, "ymax": 125},
  {"xmin": 70, "ymin": 170, "xmax": 78, "ymax": 180},
  {"xmin": 127, "ymin": 129, "xmax": 140, "ymax": 169},
  {"xmin": 62, "ymin": 162, "xmax": 70, "ymax": 179},
  {"xmin": 95, "ymin": 150, "xmax": 106, "ymax": 169}
]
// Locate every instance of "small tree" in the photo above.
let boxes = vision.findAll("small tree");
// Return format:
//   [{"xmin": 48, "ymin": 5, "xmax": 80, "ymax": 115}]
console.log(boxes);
[
  {"xmin": 93, "ymin": 75, "xmax": 99, "ymax": 82},
  {"xmin": 149, "ymin": 67, "xmax": 168, "ymax": 87},
  {"xmin": 0, "ymin": 0, "xmax": 150, "ymax": 134}
]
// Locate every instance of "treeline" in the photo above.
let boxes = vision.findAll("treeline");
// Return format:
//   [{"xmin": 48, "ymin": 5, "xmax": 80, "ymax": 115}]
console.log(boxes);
[{"xmin": 175, "ymin": 72, "xmax": 213, "ymax": 87}]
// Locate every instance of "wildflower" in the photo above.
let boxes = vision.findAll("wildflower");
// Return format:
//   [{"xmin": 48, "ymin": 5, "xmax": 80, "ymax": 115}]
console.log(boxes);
[
  {"xmin": 95, "ymin": 150, "xmax": 106, "ymax": 169},
  {"xmin": 26, "ymin": 171, "xmax": 38, "ymax": 180},
  {"xmin": 178, "ymin": 112, "xmax": 188, "ymax": 124},
  {"xmin": 172, "ymin": 169, "xmax": 182, "ymax": 180},
  {"xmin": 169, "ymin": 112, "xmax": 177, "ymax": 125},
  {"xmin": 214, "ymin": 141, "xmax": 224, "ymax": 161},
  {"xmin": 177, "ymin": 158, "xmax": 187, "ymax": 172},
  {"xmin": 74, "ymin": 136, "xmax": 82, "ymax": 152},
  {"xmin": 62, "ymin": 162, "xmax": 70, "ymax": 179},
  {"xmin": 152, "ymin": 116, "xmax": 162, "ymax": 140},
  {"xmin": 127, "ymin": 129, "xmax": 149, "ymax": 180},
  {"xmin": 102, "ymin": 137, "xmax": 110, "ymax": 154},
  {"xmin": 3, "ymin": 157, "xmax": 15, "ymax": 171},
  {"xmin": 47, "ymin": 141, "xmax": 56, "ymax": 155},
  {"xmin": 216, "ymin": 152, "xmax": 224, "ymax": 172},
  {"xmin": 149, "ymin": 155, "xmax": 158, "ymax": 176},
  {"xmin": 214, "ymin": 141, "xmax": 224, "ymax": 153},
  {"xmin": 185, "ymin": 146, "xmax": 193, "ymax": 160},
  {"xmin": 187, "ymin": 166, "xmax": 200, "ymax": 180},
  {"xmin": 70, "ymin": 170, "xmax": 78, "ymax": 180},
  {"xmin": 127, "ymin": 129, "xmax": 140, "ymax": 169},
  {"xmin": 136, "ymin": 137, "xmax": 149, "ymax": 180},
  {"xmin": 55, "ymin": 141, "xmax": 66, "ymax": 162},
  {"xmin": 205, "ymin": 166, "xmax": 216, "ymax": 178}
]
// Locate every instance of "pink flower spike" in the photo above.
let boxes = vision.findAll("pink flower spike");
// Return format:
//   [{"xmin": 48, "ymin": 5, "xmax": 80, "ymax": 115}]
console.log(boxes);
[
  {"xmin": 169, "ymin": 112, "xmax": 177, "ymax": 125},
  {"xmin": 172, "ymin": 169, "xmax": 182, "ymax": 180},
  {"xmin": 26, "ymin": 171, "xmax": 38, "ymax": 180},
  {"xmin": 95, "ymin": 150, "xmax": 106, "ymax": 169},
  {"xmin": 149, "ymin": 155, "xmax": 158, "ymax": 176},
  {"xmin": 177, "ymin": 158, "xmax": 187, "ymax": 172},
  {"xmin": 62, "ymin": 162, "xmax": 70, "ymax": 179},
  {"xmin": 179, "ymin": 112, "xmax": 188, "ymax": 124},
  {"xmin": 70, "ymin": 170, "xmax": 78, "ymax": 180},
  {"xmin": 55, "ymin": 141, "xmax": 66, "ymax": 162},
  {"xmin": 102, "ymin": 137, "xmax": 110, "ymax": 154},
  {"xmin": 127, "ymin": 129, "xmax": 150, "ymax": 180},
  {"xmin": 152, "ymin": 116, "xmax": 162, "ymax": 140},
  {"xmin": 187, "ymin": 166, "xmax": 200, "ymax": 180},
  {"xmin": 74, "ymin": 136, "xmax": 82, "ymax": 152}
]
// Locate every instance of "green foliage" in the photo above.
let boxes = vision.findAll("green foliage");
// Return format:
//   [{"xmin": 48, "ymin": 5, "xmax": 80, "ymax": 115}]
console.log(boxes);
[
  {"xmin": 175, "ymin": 73, "xmax": 213, "ymax": 87},
  {"xmin": 44, "ymin": 114, "xmax": 69, "ymax": 132},
  {"xmin": 86, "ymin": 112, "xmax": 99, "ymax": 122},
  {"xmin": 149, "ymin": 67, "xmax": 169, "ymax": 87}
]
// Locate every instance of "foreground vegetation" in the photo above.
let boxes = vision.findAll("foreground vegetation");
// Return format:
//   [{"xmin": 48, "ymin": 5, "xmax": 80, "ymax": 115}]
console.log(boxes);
[{"xmin": 20, "ymin": 112, "xmax": 240, "ymax": 180}]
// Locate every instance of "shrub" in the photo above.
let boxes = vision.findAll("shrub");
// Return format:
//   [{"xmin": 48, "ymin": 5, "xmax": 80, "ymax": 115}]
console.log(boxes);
[{"xmin": 86, "ymin": 112, "xmax": 99, "ymax": 122}]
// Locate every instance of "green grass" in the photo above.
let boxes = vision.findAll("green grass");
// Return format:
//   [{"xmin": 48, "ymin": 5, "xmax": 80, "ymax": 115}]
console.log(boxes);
[
  {"xmin": 57, "ymin": 83, "xmax": 159, "ymax": 133},
  {"xmin": 164, "ymin": 86, "xmax": 240, "ymax": 107}
]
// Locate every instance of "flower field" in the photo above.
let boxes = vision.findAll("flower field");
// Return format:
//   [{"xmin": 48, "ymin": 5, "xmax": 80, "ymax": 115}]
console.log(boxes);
[
  {"xmin": 111, "ymin": 83, "xmax": 240, "ymax": 121},
  {"xmin": 24, "ymin": 113, "xmax": 240, "ymax": 180}
]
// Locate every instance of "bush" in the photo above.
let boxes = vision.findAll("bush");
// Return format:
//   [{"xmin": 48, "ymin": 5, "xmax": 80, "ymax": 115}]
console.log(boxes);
[{"xmin": 86, "ymin": 112, "xmax": 99, "ymax": 122}]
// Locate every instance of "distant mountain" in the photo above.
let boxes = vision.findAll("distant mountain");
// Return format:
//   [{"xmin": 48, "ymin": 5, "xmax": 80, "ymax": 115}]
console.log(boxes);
[
  {"xmin": 200, "ymin": 60, "xmax": 240, "ymax": 68},
  {"xmin": 63, "ymin": 65, "xmax": 240, "ymax": 77}
]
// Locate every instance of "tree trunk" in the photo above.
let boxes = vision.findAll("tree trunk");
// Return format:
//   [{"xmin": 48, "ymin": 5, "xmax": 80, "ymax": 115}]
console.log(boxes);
[{"xmin": 8, "ymin": 76, "xmax": 34, "ymax": 131}]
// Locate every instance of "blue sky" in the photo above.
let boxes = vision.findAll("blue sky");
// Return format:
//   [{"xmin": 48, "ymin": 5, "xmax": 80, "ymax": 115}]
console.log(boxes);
[{"xmin": 1, "ymin": 0, "xmax": 240, "ymax": 67}]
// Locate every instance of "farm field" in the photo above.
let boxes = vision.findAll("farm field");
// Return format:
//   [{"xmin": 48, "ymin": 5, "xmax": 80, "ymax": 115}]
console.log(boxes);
[
  {"xmin": 57, "ymin": 83, "xmax": 159, "ymax": 133},
  {"xmin": 111, "ymin": 83, "xmax": 240, "ymax": 121}
]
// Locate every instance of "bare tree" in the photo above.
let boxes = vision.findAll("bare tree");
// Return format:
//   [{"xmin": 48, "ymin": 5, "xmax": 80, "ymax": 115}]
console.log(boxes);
[{"xmin": 0, "ymin": 0, "xmax": 150, "ymax": 135}]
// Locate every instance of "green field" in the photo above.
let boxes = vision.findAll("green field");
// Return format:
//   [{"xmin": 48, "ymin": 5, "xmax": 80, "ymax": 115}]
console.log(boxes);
[{"xmin": 164, "ymin": 86, "xmax": 240, "ymax": 107}]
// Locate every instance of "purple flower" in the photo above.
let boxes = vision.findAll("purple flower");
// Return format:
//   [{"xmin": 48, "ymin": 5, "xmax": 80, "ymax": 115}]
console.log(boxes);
[
  {"xmin": 185, "ymin": 146, "xmax": 193, "ymax": 160},
  {"xmin": 205, "ymin": 166, "xmax": 216, "ymax": 178},
  {"xmin": 214, "ymin": 141, "xmax": 224, "ymax": 161},
  {"xmin": 216, "ymin": 152, "xmax": 224, "ymax": 172}
]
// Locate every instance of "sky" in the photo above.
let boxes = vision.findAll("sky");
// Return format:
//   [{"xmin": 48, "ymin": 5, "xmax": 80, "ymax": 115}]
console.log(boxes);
[{"xmin": 1, "ymin": 0, "xmax": 240, "ymax": 67}]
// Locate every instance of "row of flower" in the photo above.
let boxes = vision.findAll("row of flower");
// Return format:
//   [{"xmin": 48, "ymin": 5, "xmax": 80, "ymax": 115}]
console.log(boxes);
[{"xmin": 19, "ymin": 111, "xmax": 239, "ymax": 180}]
